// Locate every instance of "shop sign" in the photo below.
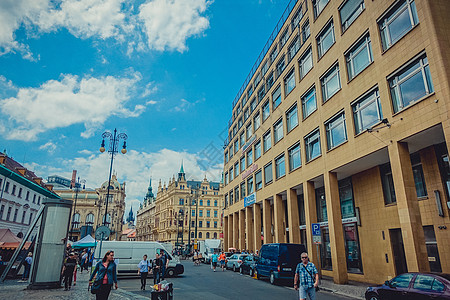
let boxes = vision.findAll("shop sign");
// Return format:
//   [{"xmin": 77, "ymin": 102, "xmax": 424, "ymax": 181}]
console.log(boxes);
[
  {"xmin": 244, "ymin": 193, "xmax": 256, "ymax": 207},
  {"xmin": 298, "ymin": 217, "xmax": 357, "ymax": 230},
  {"xmin": 241, "ymin": 164, "xmax": 258, "ymax": 180}
]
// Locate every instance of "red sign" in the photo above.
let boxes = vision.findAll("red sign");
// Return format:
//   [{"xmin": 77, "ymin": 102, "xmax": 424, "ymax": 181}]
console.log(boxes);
[{"xmin": 219, "ymin": 233, "xmax": 224, "ymax": 238}]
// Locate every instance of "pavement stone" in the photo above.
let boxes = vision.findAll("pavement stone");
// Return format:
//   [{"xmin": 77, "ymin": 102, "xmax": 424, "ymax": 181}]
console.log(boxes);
[{"xmin": 319, "ymin": 276, "xmax": 368, "ymax": 300}]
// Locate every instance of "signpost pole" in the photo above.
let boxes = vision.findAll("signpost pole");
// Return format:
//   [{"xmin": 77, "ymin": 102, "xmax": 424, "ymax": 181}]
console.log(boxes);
[{"xmin": 311, "ymin": 223, "xmax": 322, "ymax": 277}]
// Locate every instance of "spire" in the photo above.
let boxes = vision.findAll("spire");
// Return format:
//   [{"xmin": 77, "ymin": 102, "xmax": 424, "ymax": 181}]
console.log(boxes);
[
  {"xmin": 180, "ymin": 160, "xmax": 185, "ymax": 174},
  {"xmin": 126, "ymin": 206, "xmax": 135, "ymax": 224},
  {"xmin": 178, "ymin": 160, "xmax": 186, "ymax": 182}
]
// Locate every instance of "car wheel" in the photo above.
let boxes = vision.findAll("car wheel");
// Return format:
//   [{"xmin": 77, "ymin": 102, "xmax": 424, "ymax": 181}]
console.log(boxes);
[
  {"xmin": 233, "ymin": 265, "xmax": 237, "ymax": 272},
  {"xmin": 249, "ymin": 269, "xmax": 253, "ymax": 277},
  {"xmin": 239, "ymin": 267, "xmax": 243, "ymax": 274},
  {"xmin": 366, "ymin": 294, "xmax": 379, "ymax": 300},
  {"xmin": 269, "ymin": 272, "xmax": 277, "ymax": 285},
  {"xmin": 167, "ymin": 268, "xmax": 175, "ymax": 277}
]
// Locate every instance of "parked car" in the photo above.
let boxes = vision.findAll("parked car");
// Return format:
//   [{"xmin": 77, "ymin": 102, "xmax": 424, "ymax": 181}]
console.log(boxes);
[
  {"xmin": 365, "ymin": 272, "xmax": 450, "ymax": 300},
  {"xmin": 255, "ymin": 243, "xmax": 306, "ymax": 285},
  {"xmin": 226, "ymin": 254, "xmax": 248, "ymax": 272},
  {"xmin": 240, "ymin": 255, "xmax": 258, "ymax": 276}
]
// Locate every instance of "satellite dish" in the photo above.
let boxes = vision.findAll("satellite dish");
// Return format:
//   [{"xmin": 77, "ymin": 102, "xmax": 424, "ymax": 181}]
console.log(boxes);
[{"xmin": 95, "ymin": 226, "xmax": 111, "ymax": 241}]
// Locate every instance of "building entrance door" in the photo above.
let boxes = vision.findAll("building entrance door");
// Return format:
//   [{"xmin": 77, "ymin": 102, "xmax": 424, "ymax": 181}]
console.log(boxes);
[
  {"xmin": 389, "ymin": 228, "xmax": 408, "ymax": 275},
  {"xmin": 423, "ymin": 225, "xmax": 442, "ymax": 272}
]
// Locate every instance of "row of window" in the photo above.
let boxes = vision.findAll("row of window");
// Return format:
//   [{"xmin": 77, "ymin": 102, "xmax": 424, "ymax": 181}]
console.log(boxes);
[
  {"xmin": 71, "ymin": 213, "xmax": 96, "ymax": 228},
  {"xmin": 0, "ymin": 179, "xmax": 42, "ymax": 205},
  {"xmin": 190, "ymin": 209, "xmax": 219, "ymax": 218},
  {"xmin": 190, "ymin": 220, "xmax": 218, "ymax": 228},
  {"xmin": 0, "ymin": 204, "xmax": 34, "ymax": 225},
  {"xmin": 228, "ymin": 0, "xmax": 420, "ymax": 145},
  {"xmin": 190, "ymin": 232, "xmax": 218, "ymax": 239},
  {"xmin": 178, "ymin": 198, "xmax": 218, "ymax": 207}
]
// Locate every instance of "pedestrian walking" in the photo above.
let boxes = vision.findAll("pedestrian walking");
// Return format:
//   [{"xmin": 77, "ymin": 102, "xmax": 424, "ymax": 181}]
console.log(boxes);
[
  {"xmin": 211, "ymin": 252, "xmax": 219, "ymax": 272},
  {"xmin": 20, "ymin": 252, "xmax": 32, "ymax": 281},
  {"xmin": 80, "ymin": 250, "xmax": 88, "ymax": 273},
  {"xmin": 61, "ymin": 252, "xmax": 77, "ymax": 291},
  {"xmin": 219, "ymin": 252, "xmax": 226, "ymax": 272},
  {"xmin": 151, "ymin": 253, "xmax": 163, "ymax": 285},
  {"xmin": 89, "ymin": 250, "xmax": 118, "ymax": 300},
  {"xmin": 137, "ymin": 255, "xmax": 150, "ymax": 290},
  {"xmin": 159, "ymin": 250, "xmax": 169, "ymax": 280},
  {"xmin": 294, "ymin": 252, "xmax": 319, "ymax": 300}
]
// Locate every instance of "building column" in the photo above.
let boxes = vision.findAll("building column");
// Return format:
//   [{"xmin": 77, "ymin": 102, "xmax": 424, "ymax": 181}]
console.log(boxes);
[
  {"xmin": 389, "ymin": 141, "xmax": 430, "ymax": 272},
  {"xmin": 274, "ymin": 194, "xmax": 285, "ymax": 243},
  {"xmin": 246, "ymin": 206, "xmax": 254, "ymax": 251},
  {"xmin": 287, "ymin": 188, "xmax": 300, "ymax": 244},
  {"xmin": 324, "ymin": 171, "xmax": 348, "ymax": 284},
  {"xmin": 233, "ymin": 212, "xmax": 239, "ymax": 249},
  {"xmin": 263, "ymin": 198, "xmax": 273, "ymax": 244},
  {"xmin": 253, "ymin": 203, "xmax": 262, "ymax": 252},
  {"xmin": 239, "ymin": 209, "xmax": 246, "ymax": 251},
  {"xmin": 224, "ymin": 215, "xmax": 229, "ymax": 251},
  {"xmin": 228, "ymin": 214, "xmax": 233, "ymax": 250},
  {"xmin": 303, "ymin": 181, "xmax": 319, "ymax": 267}
]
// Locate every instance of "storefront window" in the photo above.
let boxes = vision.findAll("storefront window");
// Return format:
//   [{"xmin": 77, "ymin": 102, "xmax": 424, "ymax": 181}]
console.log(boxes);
[
  {"xmin": 339, "ymin": 178, "xmax": 355, "ymax": 218},
  {"xmin": 344, "ymin": 224, "xmax": 363, "ymax": 273},
  {"xmin": 320, "ymin": 227, "xmax": 332, "ymax": 270},
  {"xmin": 316, "ymin": 187, "xmax": 327, "ymax": 222},
  {"xmin": 436, "ymin": 144, "xmax": 450, "ymax": 201}
]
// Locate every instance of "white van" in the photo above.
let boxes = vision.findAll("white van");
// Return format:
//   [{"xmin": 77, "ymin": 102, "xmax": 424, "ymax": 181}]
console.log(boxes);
[{"xmin": 93, "ymin": 241, "xmax": 184, "ymax": 277}]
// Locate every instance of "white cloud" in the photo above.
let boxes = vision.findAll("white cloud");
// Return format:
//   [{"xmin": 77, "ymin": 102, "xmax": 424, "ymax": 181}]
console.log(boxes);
[
  {"xmin": 139, "ymin": 0, "xmax": 212, "ymax": 52},
  {"xmin": 0, "ymin": 0, "xmax": 212, "ymax": 58},
  {"xmin": 28, "ymin": 148, "xmax": 223, "ymax": 221},
  {"xmin": 39, "ymin": 141, "xmax": 57, "ymax": 153},
  {"xmin": 0, "ymin": 72, "xmax": 146, "ymax": 141},
  {"xmin": 78, "ymin": 149, "xmax": 93, "ymax": 155}
]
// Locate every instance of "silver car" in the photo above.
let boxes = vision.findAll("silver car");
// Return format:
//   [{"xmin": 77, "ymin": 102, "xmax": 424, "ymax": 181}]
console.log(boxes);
[{"xmin": 226, "ymin": 254, "xmax": 248, "ymax": 272}]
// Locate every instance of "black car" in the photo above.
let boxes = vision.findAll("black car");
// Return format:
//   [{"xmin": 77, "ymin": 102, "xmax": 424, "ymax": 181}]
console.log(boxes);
[
  {"xmin": 240, "ymin": 255, "xmax": 258, "ymax": 276},
  {"xmin": 365, "ymin": 272, "xmax": 450, "ymax": 300}
]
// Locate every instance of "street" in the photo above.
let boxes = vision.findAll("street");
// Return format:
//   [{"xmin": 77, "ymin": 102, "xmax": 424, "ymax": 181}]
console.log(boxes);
[{"xmin": 118, "ymin": 260, "xmax": 354, "ymax": 300}]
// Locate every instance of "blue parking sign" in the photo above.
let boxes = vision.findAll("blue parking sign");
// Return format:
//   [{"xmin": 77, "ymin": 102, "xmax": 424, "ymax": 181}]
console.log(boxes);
[{"xmin": 312, "ymin": 223, "xmax": 321, "ymax": 236}]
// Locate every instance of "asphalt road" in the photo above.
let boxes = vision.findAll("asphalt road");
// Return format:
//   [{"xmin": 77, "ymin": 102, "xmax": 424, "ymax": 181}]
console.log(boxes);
[{"xmin": 118, "ymin": 260, "xmax": 354, "ymax": 300}]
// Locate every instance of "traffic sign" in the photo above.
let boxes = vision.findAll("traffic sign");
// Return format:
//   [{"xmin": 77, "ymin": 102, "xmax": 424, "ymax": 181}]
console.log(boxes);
[{"xmin": 312, "ymin": 223, "xmax": 321, "ymax": 236}]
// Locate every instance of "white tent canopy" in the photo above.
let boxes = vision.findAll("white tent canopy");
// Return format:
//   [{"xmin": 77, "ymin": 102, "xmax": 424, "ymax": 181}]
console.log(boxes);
[{"xmin": 72, "ymin": 235, "xmax": 96, "ymax": 248}]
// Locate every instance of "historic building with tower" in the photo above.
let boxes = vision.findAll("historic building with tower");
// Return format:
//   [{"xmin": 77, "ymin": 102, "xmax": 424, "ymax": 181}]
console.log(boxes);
[{"xmin": 136, "ymin": 164, "xmax": 223, "ymax": 249}]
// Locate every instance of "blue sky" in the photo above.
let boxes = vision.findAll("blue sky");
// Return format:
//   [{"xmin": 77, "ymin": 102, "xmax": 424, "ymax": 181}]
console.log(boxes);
[{"xmin": 0, "ymin": 0, "xmax": 290, "ymax": 217}]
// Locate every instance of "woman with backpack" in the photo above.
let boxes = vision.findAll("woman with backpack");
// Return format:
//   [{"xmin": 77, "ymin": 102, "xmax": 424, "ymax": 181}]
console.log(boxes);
[{"xmin": 89, "ymin": 250, "xmax": 118, "ymax": 300}]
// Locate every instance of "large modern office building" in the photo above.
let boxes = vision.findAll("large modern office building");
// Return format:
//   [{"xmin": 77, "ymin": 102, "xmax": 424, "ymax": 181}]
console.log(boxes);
[{"xmin": 222, "ymin": 0, "xmax": 450, "ymax": 284}]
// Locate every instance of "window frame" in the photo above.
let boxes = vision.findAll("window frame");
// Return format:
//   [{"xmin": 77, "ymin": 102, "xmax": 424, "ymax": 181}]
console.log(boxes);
[
  {"xmin": 339, "ymin": 0, "xmax": 365, "ymax": 32},
  {"xmin": 299, "ymin": 46, "xmax": 313, "ymax": 79},
  {"xmin": 264, "ymin": 162, "xmax": 273, "ymax": 185},
  {"xmin": 288, "ymin": 142, "xmax": 302, "ymax": 171},
  {"xmin": 317, "ymin": 19, "xmax": 335, "ymax": 58},
  {"xmin": 273, "ymin": 118, "xmax": 284, "ymax": 144},
  {"xmin": 325, "ymin": 111, "xmax": 348, "ymax": 150},
  {"xmin": 352, "ymin": 87, "xmax": 383, "ymax": 135},
  {"xmin": 284, "ymin": 67, "xmax": 296, "ymax": 96},
  {"xmin": 305, "ymin": 128, "xmax": 322, "ymax": 162},
  {"xmin": 345, "ymin": 33, "xmax": 373, "ymax": 80},
  {"xmin": 275, "ymin": 154, "xmax": 286, "ymax": 179},
  {"xmin": 286, "ymin": 104, "xmax": 299, "ymax": 133},
  {"xmin": 321, "ymin": 63, "xmax": 341, "ymax": 102},
  {"xmin": 263, "ymin": 130, "xmax": 272, "ymax": 153}
]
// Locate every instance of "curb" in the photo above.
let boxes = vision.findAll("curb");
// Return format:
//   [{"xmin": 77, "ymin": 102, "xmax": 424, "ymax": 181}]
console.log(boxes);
[
  {"xmin": 115, "ymin": 288, "xmax": 148, "ymax": 299},
  {"xmin": 319, "ymin": 286, "xmax": 364, "ymax": 300}
]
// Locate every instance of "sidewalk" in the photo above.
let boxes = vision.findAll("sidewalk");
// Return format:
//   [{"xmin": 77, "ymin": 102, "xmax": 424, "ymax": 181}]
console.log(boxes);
[
  {"xmin": 319, "ymin": 276, "xmax": 368, "ymax": 300},
  {"xmin": 0, "ymin": 271, "xmax": 145, "ymax": 300}
]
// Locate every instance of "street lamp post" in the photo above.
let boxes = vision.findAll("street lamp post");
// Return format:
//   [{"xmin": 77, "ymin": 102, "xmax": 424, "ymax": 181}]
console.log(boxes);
[
  {"xmin": 194, "ymin": 187, "xmax": 199, "ymax": 240},
  {"xmin": 99, "ymin": 128, "xmax": 127, "ymax": 231},
  {"xmin": 70, "ymin": 177, "xmax": 86, "ymax": 241},
  {"xmin": 188, "ymin": 196, "xmax": 192, "ymax": 253}
]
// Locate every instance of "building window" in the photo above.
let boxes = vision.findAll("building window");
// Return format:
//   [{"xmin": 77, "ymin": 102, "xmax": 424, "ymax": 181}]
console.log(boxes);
[
  {"xmin": 225, "ymin": 151, "xmax": 228, "ymax": 163},
  {"xmin": 179, "ymin": 198, "xmax": 184, "ymax": 205},
  {"xmin": 273, "ymin": 119, "xmax": 284, "ymax": 143},
  {"xmin": 234, "ymin": 162, "xmax": 239, "ymax": 177},
  {"xmin": 389, "ymin": 54, "xmax": 434, "ymax": 113},
  {"xmin": 321, "ymin": 63, "xmax": 341, "ymax": 102},
  {"xmin": 250, "ymin": 98, "xmax": 257, "ymax": 112},
  {"xmin": 240, "ymin": 156, "xmax": 245, "ymax": 172},
  {"xmin": 263, "ymin": 130, "xmax": 272, "ymax": 152},
  {"xmin": 299, "ymin": 46, "xmax": 313, "ymax": 79},
  {"xmin": 286, "ymin": 105, "xmax": 298, "ymax": 132},
  {"xmin": 206, "ymin": 232, "xmax": 210, "ymax": 238},
  {"xmin": 258, "ymin": 85, "xmax": 265, "ymax": 102},
  {"xmin": 5, "ymin": 182, "xmax": 10, "ymax": 193},
  {"xmin": 6, "ymin": 207, "xmax": 12, "ymax": 221},
  {"xmin": 255, "ymin": 170, "xmax": 262, "ymax": 190},
  {"xmin": 288, "ymin": 143, "xmax": 301, "ymax": 171},
  {"xmin": 247, "ymin": 149, "xmax": 253, "ymax": 166},
  {"xmin": 262, "ymin": 101, "xmax": 270, "ymax": 121},
  {"xmin": 21, "ymin": 211, "xmax": 27, "ymax": 224},
  {"xmin": 225, "ymin": 172, "xmax": 229, "ymax": 185},
  {"xmin": 261, "ymin": 60, "xmax": 269, "ymax": 75},
  {"xmin": 339, "ymin": 0, "xmax": 365, "ymax": 31},
  {"xmin": 13, "ymin": 208, "xmax": 18, "ymax": 222},
  {"xmin": 379, "ymin": 0, "xmax": 419, "ymax": 51},
  {"xmin": 241, "ymin": 182, "xmax": 246, "ymax": 199},
  {"xmin": 284, "ymin": 68, "xmax": 296, "ymax": 95},
  {"xmin": 207, "ymin": 199, "xmax": 210, "ymax": 206},
  {"xmin": 12, "ymin": 185, "xmax": 16, "ymax": 195},
  {"xmin": 380, "ymin": 163, "xmax": 396, "ymax": 205},
  {"xmin": 246, "ymin": 124, "xmax": 252, "ymax": 140},
  {"xmin": 247, "ymin": 177, "xmax": 254, "ymax": 194},
  {"xmin": 199, "ymin": 221, "xmax": 203, "ymax": 228},
  {"xmin": 254, "ymin": 113, "xmax": 261, "ymax": 131},
  {"xmin": 192, "ymin": 210, "xmax": 195, "ymax": 217},
  {"xmin": 254, "ymin": 72, "xmax": 261, "ymax": 88},
  {"xmin": 266, "ymin": 72, "xmax": 274, "ymax": 90},
  {"xmin": 411, "ymin": 153, "xmax": 427, "ymax": 198},
  {"xmin": 352, "ymin": 88, "xmax": 383, "ymax": 134},
  {"xmin": 302, "ymin": 87, "xmax": 317, "ymax": 119},
  {"xmin": 255, "ymin": 140, "xmax": 261, "ymax": 160},
  {"xmin": 275, "ymin": 154, "xmax": 286, "ymax": 179},
  {"xmin": 214, "ymin": 200, "xmax": 217, "ymax": 207},
  {"xmin": 238, "ymin": 117, "xmax": 243, "ymax": 129},
  {"xmin": 280, "ymin": 28, "xmax": 289, "ymax": 47},
  {"xmin": 234, "ymin": 187, "xmax": 239, "ymax": 203},
  {"xmin": 200, "ymin": 199, "xmax": 203, "ymax": 206},
  {"xmin": 270, "ymin": 46, "xmax": 279, "ymax": 63},
  {"xmin": 234, "ymin": 140, "xmax": 238, "ymax": 154},
  {"xmin": 240, "ymin": 131, "xmax": 245, "ymax": 147},
  {"xmin": 28, "ymin": 213, "xmax": 33, "ymax": 225},
  {"xmin": 244, "ymin": 108, "xmax": 249, "ymax": 121},
  {"xmin": 325, "ymin": 111, "xmax": 347, "ymax": 150},
  {"xmin": 302, "ymin": 20, "xmax": 310, "ymax": 43},
  {"xmin": 207, "ymin": 210, "xmax": 210, "ymax": 217},
  {"xmin": 247, "ymin": 85, "xmax": 253, "ymax": 99},
  {"xmin": 86, "ymin": 213, "xmax": 94, "ymax": 225},
  {"xmin": 292, "ymin": 6, "xmax": 303, "ymax": 29},
  {"xmin": 316, "ymin": 187, "xmax": 327, "ymax": 222},
  {"xmin": 288, "ymin": 36, "xmax": 300, "ymax": 61},
  {"xmin": 317, "ymin": 20, "xmax": 335, "ymax": 58},
  {"xmin": 305, "ymin": 128, "xmax": 321, "ymax": 162},
  {"xmin": 72, "ymin": 213, "xmax": 81, "ymax": 229},
  {"xmin": 272, "ymin": 85, "xmax": 282, "ymax": 109},
  {"xmin": 18, "ymin": 188, "xmax": 22, "ymax": 198},
  {"xmin": 276, "ymin": 55, "xmax": 286, "ymax": 78},
  {"xmin": 346, "ymin": 34, "xmax": 373, "ymax": 80},
  {"xmin": 264, "ymin": 163, "xmax": 273, "ymax": 184},
  {"xmin": 313, "ymin": 0, "xmax": 330, "ymax": 19},
  {"xmin": 0, "ymin": 205, "xmax": 4, "ymax": 220}
]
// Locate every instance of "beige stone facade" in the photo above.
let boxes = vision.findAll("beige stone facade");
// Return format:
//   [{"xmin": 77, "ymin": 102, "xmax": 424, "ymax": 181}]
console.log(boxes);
[
  {"xmin": 222, "ymin": 0, "xmax": 450, "ymax": 284},
  {"xmin": 136, "ymin": 167, "xmax": 223, "ymax": 250},
  {"xmin": 54, "ymin": 174, "xmax": 126, "ymax": 241}
]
